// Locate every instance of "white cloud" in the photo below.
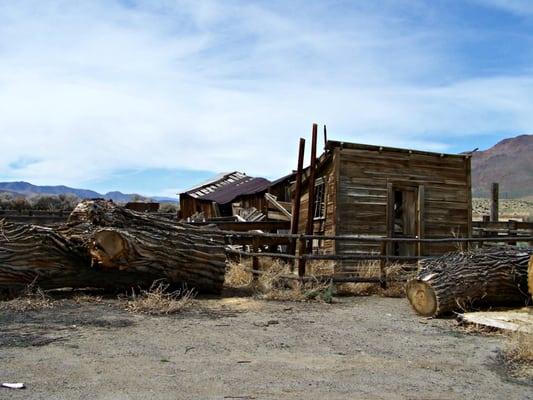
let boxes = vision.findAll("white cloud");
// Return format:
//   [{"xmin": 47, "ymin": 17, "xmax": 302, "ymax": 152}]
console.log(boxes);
[
  {"xmin": 471, "ymin": 0, "xmax": 533, "ymax": 15},
  {"xmin": 0, "ymin": 0, "xmax": 531, "ymax": 188}
]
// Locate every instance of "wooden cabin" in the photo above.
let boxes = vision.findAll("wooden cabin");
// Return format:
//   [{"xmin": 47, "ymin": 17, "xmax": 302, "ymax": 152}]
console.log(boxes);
[
  {"xmin": 179, "ymin": 172, "xmax": 271, "ymax": 220},
  {"xmin": 296, "ymin": 140, "xmax": 472, "ymax": 259},
  {"xmin": 125, "ymin": 202, "xmax": 160, "ymax": 213}
]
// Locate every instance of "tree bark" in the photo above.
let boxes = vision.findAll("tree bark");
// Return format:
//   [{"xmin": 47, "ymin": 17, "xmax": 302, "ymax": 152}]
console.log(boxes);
[
  {"xmin": 406, "ymin": 248, "xmax": 532, "ymax": 317},
  {"xmin": 527, "ymin": 256, "xmax": 533, "ymax": 299},
  {"xmin": 0, "ymin": 200, "xmax": 227, "ymax": 294}
]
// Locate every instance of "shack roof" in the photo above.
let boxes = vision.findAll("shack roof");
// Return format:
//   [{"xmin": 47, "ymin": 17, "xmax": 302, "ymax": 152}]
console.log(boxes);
[
  {"xmin": 326, "ymin": 140, "xmax": 469, "ymax": 159},
  {"xmin": 180, "ymin": 171, "xmax": 271, "ymax": 204}
]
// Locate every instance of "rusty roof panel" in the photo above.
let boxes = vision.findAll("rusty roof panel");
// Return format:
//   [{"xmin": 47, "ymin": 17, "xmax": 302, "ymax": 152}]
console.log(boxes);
[{"xmin": 182, "ymin": 171, "xmax": 271, "ymax": 204}]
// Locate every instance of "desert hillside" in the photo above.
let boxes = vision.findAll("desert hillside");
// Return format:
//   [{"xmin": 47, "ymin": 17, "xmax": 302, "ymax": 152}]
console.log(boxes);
[{"xmin": 471, "ymin": 134, "xmax": 533, "ymax": 199}]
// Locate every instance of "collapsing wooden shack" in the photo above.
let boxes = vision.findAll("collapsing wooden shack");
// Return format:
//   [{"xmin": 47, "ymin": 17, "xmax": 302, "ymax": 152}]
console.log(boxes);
[
  {"xmin": 295, "ymin": 140, "xmax": 472, "ymax": 259},
  {"xmin": 179, "ymin": 172, "xmax": 272, "ymax": 221}
]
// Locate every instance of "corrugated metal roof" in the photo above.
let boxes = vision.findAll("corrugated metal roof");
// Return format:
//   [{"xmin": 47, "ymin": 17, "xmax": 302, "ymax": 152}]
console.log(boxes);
[{"xmin": 181, "ymin": 171, "xmax": 271, "ymax": 204}]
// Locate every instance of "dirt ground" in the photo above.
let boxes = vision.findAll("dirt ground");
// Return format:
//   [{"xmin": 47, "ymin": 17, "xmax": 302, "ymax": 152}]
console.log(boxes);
[{"xmin": 0, "ymin": 295, "xmax": 531, "ymax": 400}]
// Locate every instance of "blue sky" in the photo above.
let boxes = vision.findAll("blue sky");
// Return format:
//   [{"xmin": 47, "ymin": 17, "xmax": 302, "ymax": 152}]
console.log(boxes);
[{"xmin": 0, "ymin": 0, "xmax": 532, "ymax": 197}]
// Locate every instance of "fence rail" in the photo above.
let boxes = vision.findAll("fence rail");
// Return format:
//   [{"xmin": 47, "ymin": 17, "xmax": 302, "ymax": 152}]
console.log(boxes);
[{"xmin": 225, "ymin": 231, "xmax": 533, "ymax": 285}]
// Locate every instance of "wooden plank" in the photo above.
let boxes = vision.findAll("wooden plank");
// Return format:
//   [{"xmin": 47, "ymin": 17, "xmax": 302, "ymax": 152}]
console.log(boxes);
[
  {"xmin": 418, "ymin": 185, "xmax": 425, "ymax": 256},
  {"xmin": 491, "ymin": 182, "xmax": 499, "ymax": 222},
  {"xmin": 290, "ymin": 138, "xmax": 306, "ymax": 255},
  {"xmin": 301, "ymin": 124, "xmax": 318, "ymax": 277},
  {"xmin": 265, "ymin": 193, "xmax": 292, "ymax": 219},
  {"xmin": 459, "ymin": 308, "xmax": 533, "ymax": 334}
]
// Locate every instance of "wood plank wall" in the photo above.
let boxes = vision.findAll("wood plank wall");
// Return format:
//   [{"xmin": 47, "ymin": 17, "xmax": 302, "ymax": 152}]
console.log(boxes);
[{"xmin": 336, "ymin": 147, "xmax": 471, "ymax": 256}]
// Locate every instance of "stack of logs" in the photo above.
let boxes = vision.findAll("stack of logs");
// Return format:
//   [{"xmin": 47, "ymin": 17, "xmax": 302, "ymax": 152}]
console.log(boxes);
[
  {"xmin": 406, "ymin": 247, "xmax": 533, "ymax": 317},
  {"xmin": 0, "ymin": 200, "xmax": 227, "ymax": 295}
]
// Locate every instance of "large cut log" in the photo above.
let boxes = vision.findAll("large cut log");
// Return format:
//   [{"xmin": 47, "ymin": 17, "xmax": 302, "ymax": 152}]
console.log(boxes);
[
  {"xmin": 529, "ymin": 255, "xmax": 533, "ymax": 301},
  {"xmin": 0, "ymin": 221, "xmax": 169, "ymax": 295},
  {"xmin": 406, "ymin": 248, "xmax": 532, "ymax": 317},
  {"xmin": 0, "ymin": 200, "xmax": 227, "ymax": 294}
]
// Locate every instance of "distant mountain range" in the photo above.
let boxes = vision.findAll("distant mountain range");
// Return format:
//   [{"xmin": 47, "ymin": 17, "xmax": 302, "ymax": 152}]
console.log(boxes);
[
  {"xmin": 1, "ymin": 134, "xmax": 530, "ymax": 203},
  {"xmin": 0, "ymin": 181, "xmax": 177, "ymax": 203},
  {"xmin": 471, "ymin": 134, "xmax": 533, "ymax": 199}
]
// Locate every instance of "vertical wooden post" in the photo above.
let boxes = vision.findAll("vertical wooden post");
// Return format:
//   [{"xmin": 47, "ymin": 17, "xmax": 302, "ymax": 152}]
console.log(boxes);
[
  {"xmin": 305, "ymin": 123, "xmax": 318, "ymax": 255},
  {"xmin": 466, "ymin": 155, "xmax": 472, "ymax": 249},
  {"xmin": 380, "ymin": 241, "xmax": 387, "ymax": 289},
  {"xmin": 490, "ymin": 182, "xmax": 499, "ymax": 222},
  {"xmin": 297, "ymin": 235, "xmax": 307, "ymax": 278},
  {"xmin": 252, "ymin": 239, "xmax": 259, "ymax": 282},
  {"xmin": 508, "ymin": 220, "xmax": 517, "ymax": 246},
  {"xmin": 417, "ymin": 185, "xmax": 425, "ymax": 257},
  {"xmin": 289, "ymin": 138, "xmax": 306, "ymax": 258},
  {"xmin": 386, "ymin": 182, "xmax": 395, "ymax": 257}
]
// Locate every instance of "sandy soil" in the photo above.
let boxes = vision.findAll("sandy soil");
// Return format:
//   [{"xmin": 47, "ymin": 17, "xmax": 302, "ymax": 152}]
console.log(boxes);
[{"xmin": 0, "ymin": 295, "xmax": 531, "ymax": 400}]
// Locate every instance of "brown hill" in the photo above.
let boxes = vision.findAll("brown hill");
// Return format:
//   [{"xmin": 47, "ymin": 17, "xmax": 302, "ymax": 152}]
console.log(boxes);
[{"xmin": 471, "ymin": 134, "xmax": 533, "ymax": 199}]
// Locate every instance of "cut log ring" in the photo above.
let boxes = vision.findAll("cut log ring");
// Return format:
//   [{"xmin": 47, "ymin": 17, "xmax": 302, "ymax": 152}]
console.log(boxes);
[
  {"xmin": 405, "ymin": 281, "xmax": 437, "ymax": 317},
  {"xmin": 90, "ymin": 229, "xmax": 129, "ymax": 270}
]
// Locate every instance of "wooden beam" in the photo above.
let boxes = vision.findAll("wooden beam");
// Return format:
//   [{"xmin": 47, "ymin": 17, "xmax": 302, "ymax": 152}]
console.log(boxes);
[
  {"xmin": 491, "ymin": 182, "xmax": 499, "ymax": 222},
  {"xmin": 386, "ymin": 181, "xmax": 394, "ymax": 257},
  {"xmin": 265, "ymin": 193, "xmax": 292, "ymax": 220},
  {"xmin": 290, "ymin": 138, "xmax": 306, "ymax": 254},
  {"xmin": 305, "ymin": 123, "xmax": 318, "ymax": 253},
  {"xmin": 417, "ymin": 185, "xmax": 425, "ymax": 256}
]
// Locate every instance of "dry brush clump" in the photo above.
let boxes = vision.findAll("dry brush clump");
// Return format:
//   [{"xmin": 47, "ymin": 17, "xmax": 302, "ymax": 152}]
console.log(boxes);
[
  {"xmin": 0, "ymin": 281, "xmax": 55, "ymax": 311},
  {"xmin": 505, "ymin": 331, "xmax": 533, "ymax": 364},
  {"xmin": 335, "ymin": 262, "xmax": 415, "ymax": 297},
  {"xmin": 125, "ymin": 281, "xmax": 195, "ymax": 315},
  {"xmin": 225, "ymin": 257, "xmax": 333, "ymax": 303},
  {"xmin": 225, "ymin": 257, "xmax": 416, "ymax": 301}
]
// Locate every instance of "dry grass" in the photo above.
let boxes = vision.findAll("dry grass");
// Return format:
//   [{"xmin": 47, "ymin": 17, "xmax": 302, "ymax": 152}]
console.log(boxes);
[
  {"xmin": 225, "ymin": 257, "xmax": 333, "ymax": 303},
  {"xmin": 224, "ymin": 257, "xmax": 415, "ymax": 302},
  {"xmin": 125, "ymin": 281, "xmax": 195, "ymax": 315},
  {"xmin": 0, "ymin": 281, "xmax": 54, "ymax": 311},
  {"xmin": 73, "ymin": 293, "xmax": 103, "ymax": 304},
  {"xmin": 505, "ymin": 331, "xmax": 533, "ymax": 364},
  {"xmin": 336, "ymin": 262, "xmax": 415, "ymax": 297}
]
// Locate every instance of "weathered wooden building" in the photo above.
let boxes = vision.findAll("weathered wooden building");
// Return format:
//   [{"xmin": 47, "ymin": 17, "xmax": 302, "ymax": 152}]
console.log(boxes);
[
  {"xmin": 179, "ymin": 172, "xmax": 271, "ymax": 220},
  {"xmin": 296, "ymin": 140, "xmax": 472, "ymax": 257}
]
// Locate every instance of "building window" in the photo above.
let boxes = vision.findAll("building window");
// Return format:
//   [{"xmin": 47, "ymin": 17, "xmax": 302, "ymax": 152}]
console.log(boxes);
[{"xmin": 313, "ymin": 178, "xmax": 326, "ymax": 219}]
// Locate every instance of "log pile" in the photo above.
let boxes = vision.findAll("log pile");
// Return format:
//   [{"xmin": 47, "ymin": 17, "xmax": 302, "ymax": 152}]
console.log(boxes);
[
  {"xmin": 406, "ymin": 248, "xmax": 533, "ymax": 317},
  {"xmin": 0, "ymin": 200, "xmax": 227, "ymax": 295}
]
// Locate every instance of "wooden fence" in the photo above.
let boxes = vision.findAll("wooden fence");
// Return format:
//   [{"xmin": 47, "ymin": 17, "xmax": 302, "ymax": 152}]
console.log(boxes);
[{"xmin": 222, "ymin": 230, "xmax": 533, "ymax": 286}]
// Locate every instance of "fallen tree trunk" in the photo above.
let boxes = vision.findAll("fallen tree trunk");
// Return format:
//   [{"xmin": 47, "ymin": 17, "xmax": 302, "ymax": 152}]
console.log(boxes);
[
  {"xmin": 0, "ymin": 200, "xmax": 227, "ymax": 294},
  {"xmin": 406, "ymin": 248, "xmax": 532, "ymax": 317},
  {"xmin": 0, "ymin": 221, "xmax": 166, "ymax": 295},
  {"xmin": 529, "ymin": 255, "xmax": 533, "ymax": 301}
]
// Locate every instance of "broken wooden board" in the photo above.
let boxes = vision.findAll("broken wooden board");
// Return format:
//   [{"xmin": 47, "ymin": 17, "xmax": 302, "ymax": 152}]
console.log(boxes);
[{"xmin": 458, "ymin": 307, "xmax": 533, "ymax": 334}]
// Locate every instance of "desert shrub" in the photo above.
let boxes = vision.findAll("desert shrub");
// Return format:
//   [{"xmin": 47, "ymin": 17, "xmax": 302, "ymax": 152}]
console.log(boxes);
[
  {"xmin": 30, "ymin": 194, "xmax": 80, "ymax": 211},
  {"xmin": 505, "ymin": 331, "xmax": 533, "ymax": 364},
  {"xmin": 125, "ymin": 281, "xmax": 195, "ymax": 315},
  {"xmin": 11, "ymin": 197, "xmax": 32, "ymax": 211}
]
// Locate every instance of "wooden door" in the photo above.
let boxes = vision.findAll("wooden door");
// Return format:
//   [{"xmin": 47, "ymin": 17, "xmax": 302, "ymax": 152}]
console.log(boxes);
[{"xmin": 387, "ymin": 184, "xmax": 419, "ymax": 257}]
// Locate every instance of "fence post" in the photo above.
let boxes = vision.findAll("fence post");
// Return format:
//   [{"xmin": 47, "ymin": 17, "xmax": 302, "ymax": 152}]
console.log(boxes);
[
  {"xmin": 297, "ymin": 235, "xmax": 307, "ymax": 279},
  {"xmin": 252, "ymin": 238, "xmax": 259, "ymax": 282},
  {"xmin": 490, "ymin": 182, "xmax": 499, "ymax": 222},
  {"xmin": 380, "ymin": 241, "xmax": 387, "ymax": 289},
  {"xmin": 289, "ymin": 137, "xmax": 306, "ymax": 269},
  {"xmin": 508, "ymin": 220, "xmax": 517, "ymax": 246}
]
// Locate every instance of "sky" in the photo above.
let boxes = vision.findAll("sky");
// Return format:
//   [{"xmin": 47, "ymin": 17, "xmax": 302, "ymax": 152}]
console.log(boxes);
[{"xmin": 0, "ymin": 0, "xmax": 532, "ymax": 198}]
